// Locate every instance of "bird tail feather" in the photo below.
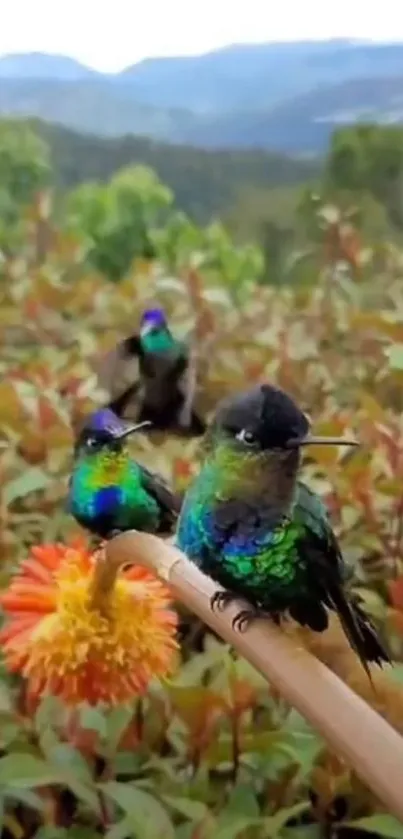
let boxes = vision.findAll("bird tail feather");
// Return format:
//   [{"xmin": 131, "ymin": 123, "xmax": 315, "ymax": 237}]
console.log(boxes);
[{"xmin": 330, "ymin": 588, "xmax": 390, "ymax": 680}]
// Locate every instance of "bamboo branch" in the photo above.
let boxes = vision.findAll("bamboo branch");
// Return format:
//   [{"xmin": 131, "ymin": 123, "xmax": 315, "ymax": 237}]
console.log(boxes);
[{"xmin": 105, "ymin": 531, "xmax": 403, "ymax": 821}]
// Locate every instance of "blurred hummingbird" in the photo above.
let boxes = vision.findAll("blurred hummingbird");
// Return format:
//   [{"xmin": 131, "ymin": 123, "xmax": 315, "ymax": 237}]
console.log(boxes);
[
  {"xmin": 69, "ymin": 407, "xmax": 181, "ymax": 540},
  {"xmin": 99, "ymin": 307, "xmax": 206, "ymax": 436},
  {"xmin": 176, "ymin": 383, "xmax": 390, "ymax": 676}
]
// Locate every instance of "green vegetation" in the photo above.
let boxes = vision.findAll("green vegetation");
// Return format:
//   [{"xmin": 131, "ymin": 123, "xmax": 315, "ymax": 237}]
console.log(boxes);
[
  {"xmin": 33, "ymin": 119, "xmax": 318, "ymax": 224},
  {"xmin": 0, "ymin": 119, "xmax": 51, "ymax": 253},
  {"xmin": 325, "ymin": 124, "xmax": 403, "ymax": 229},
  {"xmin": 0, "ymin": 115, "xmax": 403, "ymax": 837}
]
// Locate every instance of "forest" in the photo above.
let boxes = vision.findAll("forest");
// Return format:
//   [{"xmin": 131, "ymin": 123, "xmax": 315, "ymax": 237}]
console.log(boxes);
[{"xmin": 0, "ymin": 116, "xmax": 403, "ymax": 838}]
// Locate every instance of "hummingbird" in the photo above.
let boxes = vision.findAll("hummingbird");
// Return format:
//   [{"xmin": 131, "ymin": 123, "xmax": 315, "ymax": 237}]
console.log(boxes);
[
  {"xmin": 176, "ymin": 383, "xmax": 390, "ymax": 676},
  {"xmin": 98, "ymin": 307, "xmax": 206, "ymax": 437},
  {"xmin": 68, "ymin": 407, "xmax": 181, "ymax": 540}
]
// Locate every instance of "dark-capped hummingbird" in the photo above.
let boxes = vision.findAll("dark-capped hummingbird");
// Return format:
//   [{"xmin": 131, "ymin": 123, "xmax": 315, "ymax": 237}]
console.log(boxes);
[
  {"xmin": 99, "ymin": 307, "xmax": 206, "ymax": 436},
  {"xmin": 68, "ymin": 407, "xmax": 181, "ymax": 540},
  {"xmin": 176, "ymin": 383, "xmax": 390, "ymax": 676}
]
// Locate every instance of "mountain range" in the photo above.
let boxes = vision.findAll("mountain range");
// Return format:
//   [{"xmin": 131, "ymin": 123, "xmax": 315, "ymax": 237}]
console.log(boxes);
[{"xmin": 1, "ymin": 41, "xmax": 403, "ymax": 152}]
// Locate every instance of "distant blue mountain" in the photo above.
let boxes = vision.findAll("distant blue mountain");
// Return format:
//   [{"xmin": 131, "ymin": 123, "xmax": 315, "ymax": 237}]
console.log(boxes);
[
  {"xmin": 1, "ymin": 41, "xmax": 403, "ymax": 151},
  {"xmin": 115, "ymin": 39, "xmax": 403, "ymax": 111},
  {"xmin": 0, "ymin": 51, "xmax": 97, "ymax": 80}
]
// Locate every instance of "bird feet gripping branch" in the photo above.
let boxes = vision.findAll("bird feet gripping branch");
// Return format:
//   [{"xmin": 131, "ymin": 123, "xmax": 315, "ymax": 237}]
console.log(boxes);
[{"xmin": 210, "ymin": 590, "xmax": 272, "ymax": 633}]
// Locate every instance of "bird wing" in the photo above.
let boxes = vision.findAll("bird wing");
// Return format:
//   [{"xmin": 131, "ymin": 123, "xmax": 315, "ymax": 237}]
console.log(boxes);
[
  {"xmin": 120, "ymin": 334, "xmax": 143, "ymax": 359},
  {"xmin": 294, "ymin": 481, "xmax": 332, "ymax": 535},
  {"xmin": 140, "ymin": 465, "xmax": 183, "ymax": 524},
  {"xmin": 294, "ymin": 481, "xmax": 347, "ymax": 591},
  {"xmin": 293, "ymin": 482, "xmax": 389, "ymax": 669}
]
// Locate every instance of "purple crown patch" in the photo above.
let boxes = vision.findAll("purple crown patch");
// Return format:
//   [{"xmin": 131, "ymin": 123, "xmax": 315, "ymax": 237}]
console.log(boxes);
[
  {"xmin": 140, "ymin": 307, "xmax": 166, "ymax": 328},
  {"xmin": 88, "ymin": 408, "xmax": 124, "ymax": 437}
]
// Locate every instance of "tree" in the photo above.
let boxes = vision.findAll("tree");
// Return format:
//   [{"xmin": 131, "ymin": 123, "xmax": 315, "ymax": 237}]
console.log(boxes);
[
  {"xmin": 325, "ymin": 125, "xmax": 403, "ymax": 229},
  {"xmin": 65, "ymin": 165, "xmax": 173, "ymax": 280},
  {"xmin": 0, "ymin": 118, "xmax": 51, "ymax": 255}
]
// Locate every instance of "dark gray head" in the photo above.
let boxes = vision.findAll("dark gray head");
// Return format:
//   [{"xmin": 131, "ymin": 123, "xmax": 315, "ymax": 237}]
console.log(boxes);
[
  {"xmin": 212, "ymin": 384, "xmax": 358, "ymax": 452},
  {"xmin": 75, "ymin": 408, "xmax": 151, "ymax": 457}
]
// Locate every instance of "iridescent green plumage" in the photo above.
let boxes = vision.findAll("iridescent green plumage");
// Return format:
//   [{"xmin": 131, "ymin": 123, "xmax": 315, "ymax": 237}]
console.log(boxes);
[
  {"xmin": 177, "ymin": 440, "xmax": 311, "ymax": 609},
  {"xmin": 70, "ymin": 448, "xmax": 161, "ymax": 535},
  {"xmin": 69, "ymin": 408, "xmax": 180, "ymax": 540},
  {"xmin": 177, "ymin": 384, "xmax": 390, "ymax": 675}
]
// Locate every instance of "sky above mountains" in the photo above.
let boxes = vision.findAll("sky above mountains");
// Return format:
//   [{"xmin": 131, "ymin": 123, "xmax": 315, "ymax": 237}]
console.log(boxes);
[{"xmin": 1, "ymin": 0, "xmax": 403, "ymax": 71}]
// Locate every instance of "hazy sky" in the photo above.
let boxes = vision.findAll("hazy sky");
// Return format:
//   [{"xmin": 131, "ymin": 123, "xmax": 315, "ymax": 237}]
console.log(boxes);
[{"xmin": 1, "ymin": 0, "xmax": 403, "ymax": 71}]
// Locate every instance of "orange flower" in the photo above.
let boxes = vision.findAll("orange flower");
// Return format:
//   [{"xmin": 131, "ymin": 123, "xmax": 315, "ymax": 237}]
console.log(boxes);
[{"xmin": 0, "ymin": 539, "xmax": 178, "ymax": 707}]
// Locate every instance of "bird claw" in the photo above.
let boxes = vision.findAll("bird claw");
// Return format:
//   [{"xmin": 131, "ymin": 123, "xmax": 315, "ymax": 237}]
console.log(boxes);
[
  {"xmin": 210, "ymin": 591, "xmax": 239, "ymax": 613},
  {"xmin": 211, "ymin": 592, "xmax": 271, "ymax": 633},
  {"xmin": 232, "ymin": 608, "xmax": 268, "ymax": 633}
]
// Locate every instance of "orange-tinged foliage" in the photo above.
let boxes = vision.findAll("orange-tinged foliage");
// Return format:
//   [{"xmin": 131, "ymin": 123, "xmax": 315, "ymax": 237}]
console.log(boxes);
[{"xmin": 0, "ymin": 205, "xmax": 403, "ymax": 837}]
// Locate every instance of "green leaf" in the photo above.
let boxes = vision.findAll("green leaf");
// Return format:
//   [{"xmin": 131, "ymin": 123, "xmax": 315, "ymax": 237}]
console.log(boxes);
[
  {"xmin": 79, "ymin": 705, "xmax": 107, "ymax": 739},
  {"xmin": 262, "ymin": 802, "xmax": 311, "ymax": 835},
  {"xmin": 35, "ymin": 696, "xmax": 65, "ymax": 733},
  {"xmin": 4, "ymin": 467, "xmax": 51, "ymax": 506},
  {"xmin": 0, "ymin": 679, "xmax": 14, "ymax": 713},
  {"xmin": 105, "ymin": 705, "xmax": 134, "ymax": 753},
  {"xmin": 386, "ymin": 344, "xmax": 403, "ymax": 370},
  {"xmin": 101, "ymin": 782, "xmax": 175, "ymax": 839},
  {"xmin": 161, "ymin": 794, "xmax": 209, "ymax": 821},
  {"xmin": 0, "ymin": 714, "xmax": 25, "ymax": 749},
  {"xmin": 175, "ymin": 828, "xmax": 196, "ymax": 839},
  {"xmin": 212, "ymin": 785, "xmax": 264, "ymax": 839},
  {"xmin": 46, "ymin": 743, "xmax": 94, "ymax": 786},
  {"xmin": 105, "ymin": 820, "xmax": 134, "ymax": 839},
  {"xmin": 223, "ymin": 784, "xmax": 260, "ymax": 818},
  {"xmin": 345, "ymin": 815, "xmax": 403, "ymax": 838},
  {"xmin": 111, "ymin": 751, "xmax": 144, "ymax": 777},
  {"xmin": 214, "ymin": 815, "xmax": 261, "ymax": 839},
  {"xmin": 35, "ymin": 830, "xmax": 100, "ymax": 839},
  {"xmin": 6, "ymin": 787, "xmax": 44, "ymax": 812},
  {"xmin": 32, "ymin": 739, "xmax": 100, "ymax": 815},
  {"xmin": 0, "ymin": 796, "xmax": 5, "ymax": 832},
  {"xmin": 282, "ymin": 828, "xmax": 322, "ymax": 839},
  {"xmin": 0, "ymin": 753, "xmax": 58, "ymax": 787},
  {"xmin": 63, "ymin": 778, "xmax": 100, "ymax": 816}
]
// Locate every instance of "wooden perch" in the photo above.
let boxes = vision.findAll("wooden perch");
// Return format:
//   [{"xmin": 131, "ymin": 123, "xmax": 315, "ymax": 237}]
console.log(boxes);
[{"xmin": 105, "ymin": 531, "xmax": 403, "ymax": 822}]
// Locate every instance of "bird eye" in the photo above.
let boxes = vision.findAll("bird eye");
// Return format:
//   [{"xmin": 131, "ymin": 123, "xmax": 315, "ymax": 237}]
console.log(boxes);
[
  {"xmin": 86, "ymin": 437, "xmax": 97, "ymax": 449},
  {"xmin": 236, "ymin": 429, "xmax": 256, "ymax": 446}
]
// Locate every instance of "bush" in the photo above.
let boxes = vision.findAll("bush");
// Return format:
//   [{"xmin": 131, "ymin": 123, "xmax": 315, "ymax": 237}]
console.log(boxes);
[{"xmin": 0, "ymin": 185, "xmax": 403, "ymax": 836}]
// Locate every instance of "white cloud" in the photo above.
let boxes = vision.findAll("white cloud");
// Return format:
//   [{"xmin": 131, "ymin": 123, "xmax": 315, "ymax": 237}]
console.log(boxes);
[{"xmin": 1, "ymin": 0, "xmax": 403, "ymax": 71}]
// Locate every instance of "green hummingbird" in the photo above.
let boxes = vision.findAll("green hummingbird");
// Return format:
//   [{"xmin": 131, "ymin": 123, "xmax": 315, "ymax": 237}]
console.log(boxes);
[
  {"xmin": 176, "ymin": 383, "xmax": 390, "ymax": 676},
  {"xmin": 68, "ymin": 407, "xmax": 181, "ymax": 540},
  {"xmin": 102, "ymin": 307, "xmax": 206, "ymax": 436}
]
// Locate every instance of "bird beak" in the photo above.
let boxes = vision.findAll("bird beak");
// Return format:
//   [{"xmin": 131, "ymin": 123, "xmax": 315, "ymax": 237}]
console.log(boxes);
[
  {"xmin": 117, "ymin": 421, "xmax": 152, "ymax": 440},
  {"xmin": 286, "ymin": 434, "xmax": 359, "ymax": 448}
]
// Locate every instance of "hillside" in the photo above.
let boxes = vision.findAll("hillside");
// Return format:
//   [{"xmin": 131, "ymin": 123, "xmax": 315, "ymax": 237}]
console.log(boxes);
[
  {"xmin": 118, "ymin": 40, "xmax": 403, "ymax": 111},
  {"xmin": 0, "ymin": 79, "xmax": 192, "ymax": 142},
  {"xmin": 2, "ymin": 42, "xmax": 403, "ymax": 151},
  {"xmin": 34, "ymin": 120, "xmax": 319, "ymax": 222},
  {"xmin": 181, "ymin": 75, "xmax": 403, "ymax": 153}
]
